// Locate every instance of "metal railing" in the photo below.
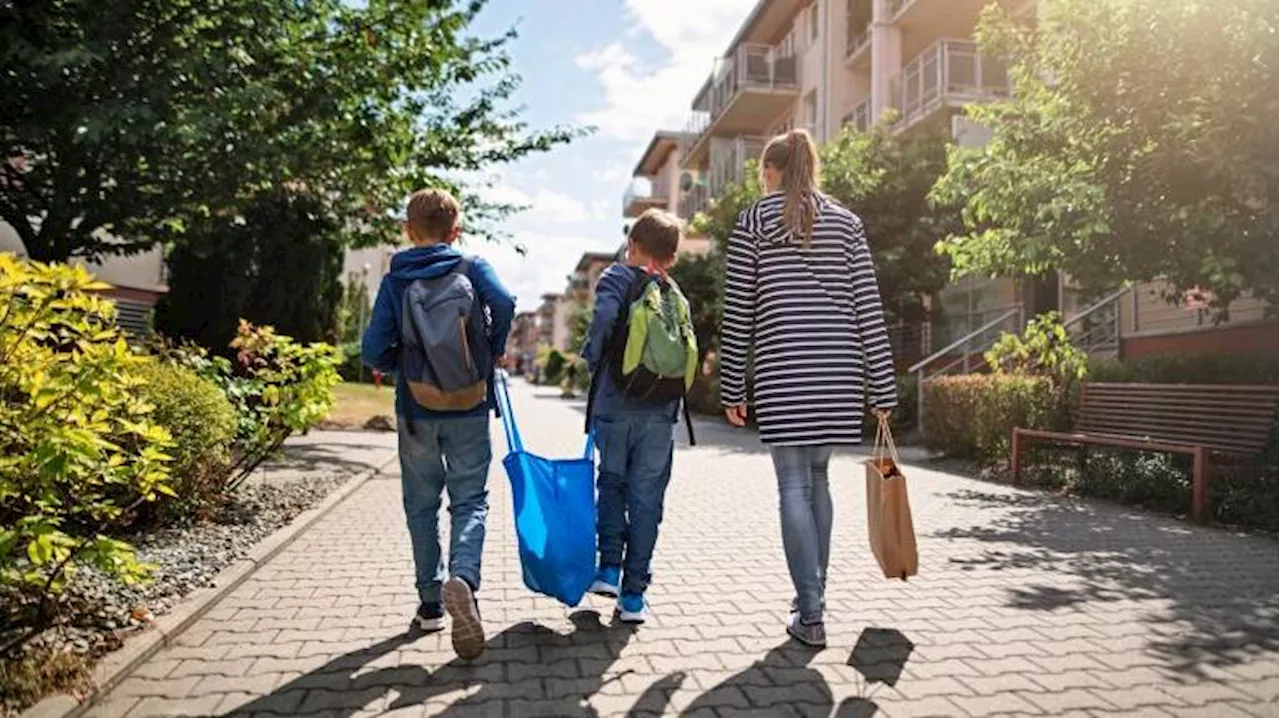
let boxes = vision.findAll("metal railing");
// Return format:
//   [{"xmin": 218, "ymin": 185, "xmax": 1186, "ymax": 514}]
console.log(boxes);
[
  {"xmin": 679, "ymin": 183, "xmax": 710, "ymax": 219},
  {"xmin": 709, "ymin": 135, "xmax": 766, "ymax": 198},
  {"xmin": 842, "ymin": 97, "xmax": 871, "ymax": 133},
  {"xmin": 696, "ymin": 43, "xmax": 799, "ymax": 137},
  {"xmin": 621, "ymin": 177, "xmax": 670, "ymax": 212},
  {"xmin": 1063, "ymin": 286, "xmax": 1132, "ymax": 358},
  {"xmin": 889, "ymin": 39, "xmax": 1011, "ymax": 129},
  {"xmin": 885, "ymin": 0, "xmax": 915, "ymax": 19},
  {"xmin": 908, "ymin": 305, "xmax": 1025, "ymax": 431}
]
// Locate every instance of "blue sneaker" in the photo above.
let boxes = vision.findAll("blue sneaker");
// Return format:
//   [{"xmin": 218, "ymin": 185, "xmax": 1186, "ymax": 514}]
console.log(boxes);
[
  {"xmin": 617, "ymin": 593, "xmax": 647, "ymax": 624},
  {"xmin": 590, "ymin": 565, "xmax": 621, "ymax": 598}
]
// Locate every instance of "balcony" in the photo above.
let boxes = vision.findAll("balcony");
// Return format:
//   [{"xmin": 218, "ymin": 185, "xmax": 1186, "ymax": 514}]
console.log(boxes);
[
  {"xmin": 841, "ymin": 97, "xmax": 872, "ymax": 133},
  {"xmin": 679, "ymin": 183, "xmax": 710, "ymax": 220},
  {"xmin": 682, "ymin": 43, "xmax": 800, "ymax": 168},
  {"xmin": 844, "ymin": 0, "xmax": 872, "ymax": 66},
  {"xmin": 709, "ymin": 135, "xmax": 767, "ymax": 198},
  {"xmin": 889, "ymin": 39, "xmax": 1011, "ymax": 132},
  {"xmin": 622, "ymin": 177, "xmax": 670, "ymax": 218},
  {"xmin": 885, "ymin": 0, "xmax": 914, "ymax": 19}
]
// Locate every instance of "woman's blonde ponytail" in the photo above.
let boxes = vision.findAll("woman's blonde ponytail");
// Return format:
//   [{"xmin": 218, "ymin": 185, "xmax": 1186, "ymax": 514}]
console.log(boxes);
[{"xmin": 762, "ymin": 128, "xmax": 820, "ymax": 247}]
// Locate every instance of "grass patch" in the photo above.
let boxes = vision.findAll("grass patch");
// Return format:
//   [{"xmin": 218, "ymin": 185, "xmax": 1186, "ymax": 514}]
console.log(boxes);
[{"xmin": 323, "ymin": 382, "xmax": 395, "ymax": 430}]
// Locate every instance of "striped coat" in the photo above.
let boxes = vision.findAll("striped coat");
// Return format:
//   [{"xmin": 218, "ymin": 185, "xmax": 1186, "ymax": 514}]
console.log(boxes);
[{"xmin": 719, "ymin": 191, "xmax": 898, "ymax": 446}]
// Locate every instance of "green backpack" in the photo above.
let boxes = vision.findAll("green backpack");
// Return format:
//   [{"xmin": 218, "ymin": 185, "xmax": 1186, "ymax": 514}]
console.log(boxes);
[{"xmin": 586, "ymin": 268, "xmax": 699, "ymax": 443}]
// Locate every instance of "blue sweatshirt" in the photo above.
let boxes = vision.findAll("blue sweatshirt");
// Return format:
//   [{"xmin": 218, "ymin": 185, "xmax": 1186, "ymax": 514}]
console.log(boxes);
[
  {"xmin": 361, "ymin": 244, "xmax": 516, "ymax": 420},
  {"xmin": 581, "ymin": 263, "xmax": 679, "ymax": 422}
]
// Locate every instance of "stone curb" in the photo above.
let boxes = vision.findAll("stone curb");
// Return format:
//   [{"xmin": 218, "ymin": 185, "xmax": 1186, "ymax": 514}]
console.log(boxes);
[{"xmin": 20, "ymin": 454, "xmax": 395, "ymax": 718}]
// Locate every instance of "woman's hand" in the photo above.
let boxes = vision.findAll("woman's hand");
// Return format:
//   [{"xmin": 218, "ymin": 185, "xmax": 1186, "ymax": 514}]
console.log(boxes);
[
  {"xmin": 872, "ymin": 408, "xmax": 893, "ymax": 421},
  {"xmin": 724, "ymin": 405, "xmax": 748, "ymax": 427}
]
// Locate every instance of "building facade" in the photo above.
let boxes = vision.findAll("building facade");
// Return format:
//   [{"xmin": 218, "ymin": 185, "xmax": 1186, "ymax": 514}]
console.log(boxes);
[
  {"xmin": 0, "ymin": 220, "xmax": 168, "ymax": 335},
  {"xmin": 622, "ymin": 0, "xmax": 1276, "ymax": 362}
]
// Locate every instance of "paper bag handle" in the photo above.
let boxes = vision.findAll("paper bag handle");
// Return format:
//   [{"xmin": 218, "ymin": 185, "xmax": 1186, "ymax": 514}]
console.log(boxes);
[{"xmin": 872, "ymin": 414, "xmax": 902, "ymax": 469}]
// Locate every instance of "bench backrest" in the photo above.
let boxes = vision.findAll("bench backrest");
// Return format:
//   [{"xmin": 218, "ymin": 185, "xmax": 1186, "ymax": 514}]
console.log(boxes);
[{"xmin": 1076, "ymin": 383, "xmax": 1278, "ymax": 455}]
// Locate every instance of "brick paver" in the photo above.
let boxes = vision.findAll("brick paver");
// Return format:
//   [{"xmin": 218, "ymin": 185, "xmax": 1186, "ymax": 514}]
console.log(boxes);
[{"xmin": 85, "ymin": 382, "xmax": 1279, "ymax": 717}]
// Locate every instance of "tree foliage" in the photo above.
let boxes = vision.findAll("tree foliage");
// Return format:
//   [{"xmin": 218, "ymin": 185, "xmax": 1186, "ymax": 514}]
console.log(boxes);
[
  {"xmin": 669, "ymin": 252, "xmax": 722, "ymax": 362},
  {"xmin": 0, "ymin": 0, "xmax": 581, "ymax": 262},
  {"xmin": 932, "ymin": 0, "xmax": 1278, "ymax": 316},
  {"xmin": 155, "ymin": 189, "xmax": 346, "ymax": 349},
  {"xmin": 821, "ymin": 122, "xmax": 953, "ymax": 323}
]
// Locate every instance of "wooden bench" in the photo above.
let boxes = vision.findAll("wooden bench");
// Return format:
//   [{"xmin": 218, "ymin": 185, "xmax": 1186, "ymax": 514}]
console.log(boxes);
[{"xmin": 1011, "ymin": 383, "xmax": 1278, "ymax": 522}]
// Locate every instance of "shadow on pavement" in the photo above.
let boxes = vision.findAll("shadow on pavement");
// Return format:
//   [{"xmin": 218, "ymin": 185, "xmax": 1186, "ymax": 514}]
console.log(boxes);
[
  {"xmin": 223, "ymin": 611, "xmax": 636, "ymax": 717},
  {"xmin": 938, "ymin": 488, "xmax": 1279, "ymax": 679},
  {"xmin": 848, "ymin": 627, "xmax": 914, "ymax": 688},
  {"xmin": 680, "ymin": 640, "xmax": 833, "ymax": 716}
]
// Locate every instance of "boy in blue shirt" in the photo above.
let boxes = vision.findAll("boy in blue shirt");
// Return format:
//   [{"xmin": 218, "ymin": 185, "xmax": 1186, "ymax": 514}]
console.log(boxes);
[
  {"xmin": 362, "ymin": 188, "xmax": 515, "ymax": 659},
  {"xmin": 581, "ymin": 209, "xmax": 684, "ymax": 624}
]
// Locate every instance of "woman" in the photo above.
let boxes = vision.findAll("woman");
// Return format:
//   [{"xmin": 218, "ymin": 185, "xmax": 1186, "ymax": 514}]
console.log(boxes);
[{"xmin": 720, "ymin": 129, "xmax": 897, "ymax": 648}]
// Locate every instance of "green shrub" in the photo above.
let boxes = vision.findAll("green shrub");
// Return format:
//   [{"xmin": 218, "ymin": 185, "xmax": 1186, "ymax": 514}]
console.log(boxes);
[
  {"xmin": 540, "ymin": 348, "xmax": 567, "ymax": 385},
  {"xmin": 152, "ymin": 323, "xmax": 342, "ymax": 493},
  {"xmin": 130, "ymin": 361, "xmax": 236, "ymax": 510},
  {"xmin": 0, "ymin": 256, "xmax": 174, "ymax": 643},
  {"xmin": 921, "ymin": 375, "xmax": 1061, "ymax": 462},
  {"xmin": 986, "ymin": 312, "xmax": 1089, "ymax": 386},
  {"xmin": 1089, "ymin": 353, "xmax": 1279, "ymax": 385}
]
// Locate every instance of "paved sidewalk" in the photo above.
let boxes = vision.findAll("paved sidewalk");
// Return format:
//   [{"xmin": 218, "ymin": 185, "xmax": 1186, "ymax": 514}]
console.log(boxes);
[{"xmin": 86, "ymin": 382, "xmax": 1278, "ymax": 717}]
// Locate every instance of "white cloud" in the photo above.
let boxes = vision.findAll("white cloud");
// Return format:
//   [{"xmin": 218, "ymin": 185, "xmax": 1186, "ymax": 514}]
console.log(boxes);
[
  {"xmin": 575, "ymin": 0, "xmax": 759, "ymax": 142},
  {"xmin": 465, "ymin": 230, "xmax": 618, "ymax": 311},
  {"xmin": 482, "ymin": 183, "xmax": 591, "ymax": 224}
]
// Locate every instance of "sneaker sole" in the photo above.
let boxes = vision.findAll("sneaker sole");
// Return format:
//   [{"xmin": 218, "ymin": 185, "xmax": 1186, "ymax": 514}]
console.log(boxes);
[
  {"xmin": 443, "ymin": 578, "xmax": 485, "ymax": 659},
  {"xmin": 415, "ymin": 616, "xmax": 444, "ymax": 633},
  {"xmin": 617, "ymin": 610, "xmax": 646, "ymax": 624},
  {"xmin": 786, "ymin": 625, "xmax": 827, "ymax": 649},
  {"xmin": 589, "ymin": 581, "xmax": 620, "ymax": 598}
]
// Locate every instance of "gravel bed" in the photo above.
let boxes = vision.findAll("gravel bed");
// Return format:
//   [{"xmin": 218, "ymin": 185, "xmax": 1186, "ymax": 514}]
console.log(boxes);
[{"xmin": 14, "ymin": 470, "xmax": 357, "ymax": 661}]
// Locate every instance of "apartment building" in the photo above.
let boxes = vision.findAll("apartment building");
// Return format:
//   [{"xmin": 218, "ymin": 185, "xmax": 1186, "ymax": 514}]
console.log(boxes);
[{"xmin": 623, "ymin": 0, "xmax": 1276, "ymax": 361}]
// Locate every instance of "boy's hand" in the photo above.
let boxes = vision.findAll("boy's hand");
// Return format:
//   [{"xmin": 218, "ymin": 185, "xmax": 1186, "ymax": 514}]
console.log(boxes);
[{"xmin": 724, "ymin": 405, "xmax": 747, "ymax": 427}]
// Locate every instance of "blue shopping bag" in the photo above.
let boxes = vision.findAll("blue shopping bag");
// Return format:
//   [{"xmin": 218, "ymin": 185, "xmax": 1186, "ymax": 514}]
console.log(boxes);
[{"xmin": 496, "ymin": 374, "xmax": 597, "ymax": 607}]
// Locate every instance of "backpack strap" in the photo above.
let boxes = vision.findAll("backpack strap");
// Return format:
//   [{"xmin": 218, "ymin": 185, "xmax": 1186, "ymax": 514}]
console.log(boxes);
[
  {"xmin": 682, "ymin": 400, "xmax": 696, "ymax": 446},
  {"xmin": 584, "ymin": 267, "xmax": 649, "ymax": 434}
]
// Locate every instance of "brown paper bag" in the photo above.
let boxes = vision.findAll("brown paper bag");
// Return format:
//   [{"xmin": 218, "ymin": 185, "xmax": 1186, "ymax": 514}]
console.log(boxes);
[{"xmin": 865, "ymin": 416, "xmax": 918, "ymax": 580}]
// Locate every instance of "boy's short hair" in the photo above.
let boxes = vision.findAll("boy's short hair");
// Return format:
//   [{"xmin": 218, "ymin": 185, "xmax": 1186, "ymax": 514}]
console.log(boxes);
[
  {"xmin": 628, "ymin": 209, "xmax": 682, "ymax": 262},
  {"xmin": 406, "ymin": 188, "xmax": 460, "ymax": 240}
]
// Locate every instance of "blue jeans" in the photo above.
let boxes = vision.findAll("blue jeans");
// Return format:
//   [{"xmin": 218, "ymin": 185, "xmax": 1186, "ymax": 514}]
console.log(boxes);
[
  {"xmin": 769, "ymin": 445, "xmax": 835, "ymax": 621},
  {"xmin": 397, "ymin": 415, "xmax": 491, "ymax": 605},
  {"xmin": 594, "ymin": 415, "xmax": 675, "ymax": 596}
]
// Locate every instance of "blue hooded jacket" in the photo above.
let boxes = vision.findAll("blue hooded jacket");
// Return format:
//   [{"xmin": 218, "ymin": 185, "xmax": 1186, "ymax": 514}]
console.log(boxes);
[{"xmin": 361, "ymin": 244, "xmax": 516, "ymax": 420}]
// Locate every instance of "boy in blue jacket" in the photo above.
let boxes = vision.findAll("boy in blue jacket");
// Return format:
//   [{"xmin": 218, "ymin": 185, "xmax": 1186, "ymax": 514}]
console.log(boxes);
[
  {"xmin": 362, "ymin": 188, "xmax": 515, "ymax": 660},
  {"xmin": 581, "ymin": 209, "xmax": 684, "ymax": 624}
]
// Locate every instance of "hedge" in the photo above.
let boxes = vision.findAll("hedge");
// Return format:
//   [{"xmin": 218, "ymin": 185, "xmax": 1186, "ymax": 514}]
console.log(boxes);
[
  {"xmin": 1089, "ymin": 353, "xmax": 1278, "ymax": 385},
  {"xmin": 921, "ymin": 374, "xmax": 1065, "ymax": 463}
]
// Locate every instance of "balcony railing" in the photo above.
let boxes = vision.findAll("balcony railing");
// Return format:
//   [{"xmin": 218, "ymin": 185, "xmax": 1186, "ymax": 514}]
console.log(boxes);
[
  {"xmin": 709, "ymin": 135, "xmax": 767, "ymax": 198},
  {"xmin": 889, "ymin": 39, "xmax": 1011, "ymax": 130},
  {"xmin": 679, "ymin": 183, "xmax": 710, "ymax": 219},
  {"xmin": 679, "ymin": 112, "xmax": 711, "ymax": 166},
  {"xmin": 697, "ymin": 43, "xmax": 799, "ymax": 130},
  {"xmin": 845, "ymin": 0, "xmax": 872, "ymax": 61},
  {"xmin": 622, "ymin": 177, "xmax": 670, "ymax": 212},
  {"xmin": 841, "ymin": 98, "xmax": 871, "ymax": 133},
  {"xmin": 885, "ymin": 0, "xmax": 914, "ymax": 19}
]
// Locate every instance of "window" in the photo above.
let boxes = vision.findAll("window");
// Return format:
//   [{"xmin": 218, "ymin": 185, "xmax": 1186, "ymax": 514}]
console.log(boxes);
[{"xmin": 808, "ymin": 3, "xmax": 820, "ymax": 43}]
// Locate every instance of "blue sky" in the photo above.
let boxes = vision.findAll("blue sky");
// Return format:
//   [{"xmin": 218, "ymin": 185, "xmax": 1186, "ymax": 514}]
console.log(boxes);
[{"xmin": 460, "ymin": 0, "xmax": 758, "ymax": 309}]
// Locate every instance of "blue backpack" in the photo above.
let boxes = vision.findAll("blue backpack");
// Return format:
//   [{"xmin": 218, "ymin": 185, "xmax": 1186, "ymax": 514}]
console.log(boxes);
[{"xmin": 400, "ymin": 259, "xmax": 491, "ymax": 412}]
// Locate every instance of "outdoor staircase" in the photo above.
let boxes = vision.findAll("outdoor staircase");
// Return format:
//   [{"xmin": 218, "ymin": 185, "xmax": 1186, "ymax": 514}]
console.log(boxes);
[{"xmin": 906, "ymin": 286, "xmax": 1132, "ymax": 430}]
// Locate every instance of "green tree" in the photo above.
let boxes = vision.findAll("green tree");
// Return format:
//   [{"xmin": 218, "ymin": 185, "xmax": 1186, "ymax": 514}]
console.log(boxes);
[
  {"xmin": 690, "ymin": 163, "xmax": 763, "ymax": 255},
  {"xmin": 0, "ymin": 0, "xmax": 580, "ymax": 262},
  {"xmin": 669, "ymin": 252, "xmax": 722, "ymax": 363},
  {"xmin": 821, "ymin": 122, "xmax": 953, "ymax": 323},
  {"xmin": 931, "ymin": 0, "xmax": 1278, "ymax": 316},
  {"xmin": 154, "ymin": 189, "xmax": 346, "ymax": 349}
]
